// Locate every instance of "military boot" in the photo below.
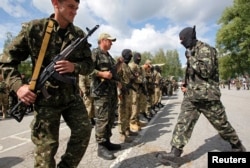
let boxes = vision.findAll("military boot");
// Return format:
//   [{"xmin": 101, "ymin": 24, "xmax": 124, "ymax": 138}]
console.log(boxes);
[
  {"xmin": 125, "ymin": 129, "xmax": 138, "ymax": 136},
  {"xmin": 106, "ymin": 139, "xmax": 121, "ymax": 151},
  {"xmin": 97, "ymin": 142, "xmax": 115, "ymax": 160},
  {"xmin": 157, "ymin": 146, "xmax": 183, "ymax": 160},
  {"xmin": 2, "ymin": 111, "xmax": 6, "ymax": 119},
  {"xmin": 231, "ymin": 141, "xmax": 246, "ymax": 152},
  {"xmin": 145, "ymin": 112, "xmax": 153, "ymax": 121},
  {"xmin": 119, "ymin": 134, "xmax": 133, "ymax": 143},
  {"xmin": 157, "ymin": 146, "xmax": 183, "ymax": 165},
  {"xmin": 138, "ymin": 113, "xmax": 149, "ymax": 125},
  {"xmin": 151, "ymin": 106, "xmax": 157, "ymax": 114},
  {"xmin": 158, "ymin": 102, "xmax": 164, "ymax": 108},
  {"xmin": 130, "ymin": 121, "xmax": 141, "ymax": 132}
]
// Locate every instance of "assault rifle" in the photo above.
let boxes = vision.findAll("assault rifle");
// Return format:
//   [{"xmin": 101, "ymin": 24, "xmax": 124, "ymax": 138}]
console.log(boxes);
[
  {"xmin": 10, "ymin": 25, "xmax": 99, "ymax": 122},
  {"xmin": 93, "ymin": 60, "xmax": 136, "ymax": 96}
]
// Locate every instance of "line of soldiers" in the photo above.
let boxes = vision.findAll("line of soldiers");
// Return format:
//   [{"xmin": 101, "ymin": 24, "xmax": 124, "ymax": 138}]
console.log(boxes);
[{"xmin": 78, "ymin": 49, "xmax": 166, "ymax": 145}]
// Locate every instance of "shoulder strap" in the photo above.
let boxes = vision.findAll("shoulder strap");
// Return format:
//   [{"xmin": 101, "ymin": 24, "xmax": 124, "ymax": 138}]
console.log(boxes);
[{"xmin": 29, "ymin": 20, "xmax": 54, "ymax": 91}]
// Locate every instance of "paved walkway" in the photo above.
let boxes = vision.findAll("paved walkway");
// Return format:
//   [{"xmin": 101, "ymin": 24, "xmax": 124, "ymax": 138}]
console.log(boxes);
[{"xmin": 4, "ymin": 88, "xmax": 250, "ymax": 168}]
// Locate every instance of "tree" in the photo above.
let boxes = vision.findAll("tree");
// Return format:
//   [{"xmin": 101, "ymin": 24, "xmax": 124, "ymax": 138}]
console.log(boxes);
[
  {"xmin": 216, "ymin": 0, "xmax": 250, "ymax": 77},
  {"xmin": 3, "ymin": 32, "xmax": 14, "ymax": 48},
  {"xmin": 164, "ymin": 50, "xmax": 183, "ymax": 80},
  {"xmin": 3, "ymin": 32, "xmax": 32, "ymax": 78}
]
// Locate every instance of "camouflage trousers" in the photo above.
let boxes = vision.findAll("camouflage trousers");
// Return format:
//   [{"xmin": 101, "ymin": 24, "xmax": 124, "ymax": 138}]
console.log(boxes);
[
  {"xmin": 83, "ymin": 94, "xmax": 95, "ymax": 119},
  {"xmin": 130, "ymin": 90, "xmax": 139, "ymax": 123},
  {"xmin": 94, "ymin": 96, "xmax": 117, "ymax": 143},
  {"xmin": 139, "ymin": 93, "xmax": 147, "ymax": 113},
  {"xmin": 117, "ymin": 93, "xmax": 132, "ymax": 134},
  {"xmin": 31, "ymin": 96, "xmax": 91, "ymax": 168},
  {"xmin": 171, "ymin": 97, "xmax": 240, "ymax": 149},
  {"xmin": 154, "ymin": 87, "xmax": 161, "ymax": 105}
]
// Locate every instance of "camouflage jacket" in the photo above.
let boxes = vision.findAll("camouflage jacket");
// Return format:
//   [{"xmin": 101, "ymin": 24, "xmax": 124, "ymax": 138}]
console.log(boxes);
[
  {"xmin": 90, "ymin": 47, "xmax": 117, "ymax": 97},
  {"xmin": 185, "ymin": 40, "xmax": 221, "ymax": 101},
  {"xmin": 129, "ymin": 62, "xmax": 143, "ymax": 85},
  {"xmin": 153, "ymin": 70, "xmax": 162, "ymax": 88},
  {"xmin": 0, "ymin": 15, "xmax": 94, "ymax": 106}
]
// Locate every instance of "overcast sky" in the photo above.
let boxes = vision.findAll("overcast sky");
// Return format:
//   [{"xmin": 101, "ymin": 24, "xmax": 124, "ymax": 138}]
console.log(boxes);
[{"xmin": 0, "ymin": 0, "xmax": 233, "ymax": 65}]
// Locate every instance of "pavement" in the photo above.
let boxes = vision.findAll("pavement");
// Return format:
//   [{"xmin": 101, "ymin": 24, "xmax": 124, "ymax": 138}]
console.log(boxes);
[{"xmin": 1, "ymin": 88, "xmax": 249, "ymax": 168}]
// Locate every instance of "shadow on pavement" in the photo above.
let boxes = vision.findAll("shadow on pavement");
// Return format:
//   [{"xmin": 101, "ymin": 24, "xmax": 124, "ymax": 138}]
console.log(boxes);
[
  {"xmin": 156, "ymin": 134, "xmax": 231, "ymax": 167},
  {"xmin": 115, "ymin": 151, "xmax": 164, "ymax": 168},
  {"xmin": 0, "ymin": 157, "xmax": 24, "ymax": 168}
]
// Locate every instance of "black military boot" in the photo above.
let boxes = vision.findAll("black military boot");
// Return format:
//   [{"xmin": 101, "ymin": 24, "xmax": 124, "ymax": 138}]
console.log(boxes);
[
  {"xmin": 138, "ymin": 113, "xmax": 149, "ymax": 124},
  {"xmin": 157, "ymin": 146, "xmax": 183, "ymax": 161},
  {"xmin": 157, "ymin": 146, "xmax": 183, "ymax": 166},
  {"xmin": 97, "ymin": 142, "xmax": 116, "ymax": 160},
  {"xmin": 162, "ymin": 146, "xmax": 183, "ymax": 158},
  {"xmin": 106, "ymin": 139, "xmax": 122, "ymax": 151},
  {"xmin": 231, "ymin": 141, "xmax": 246, "ymax": 152},
  {"xmin": 150, "ymin": 107, "xmax": 157, "ymax": 115},
  {"xmin": 158, "ymin": 102, "xmax": 164, "ymax": 108}
]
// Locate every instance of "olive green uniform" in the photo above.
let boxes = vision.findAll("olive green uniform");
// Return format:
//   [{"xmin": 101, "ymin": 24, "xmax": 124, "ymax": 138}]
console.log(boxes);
[{"xmin": 1, "ymin": 16, "xmax": 93, "ymax": 168}]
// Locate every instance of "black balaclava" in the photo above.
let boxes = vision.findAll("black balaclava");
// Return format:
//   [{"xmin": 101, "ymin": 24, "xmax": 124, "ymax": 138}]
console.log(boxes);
[
  {"xmin": 155, "ymin": 65, "xmax": 161, "ymax": 73},
  {"xmin": 179, "ymin": 26, "xmax": 197, "ymax": 49},
  {"xmin": 133, "ymin": 52, "xmax": 141, "ymax": 65},
  {"xmin": 122, "ymin": 49, "xmax": 133, "ymax": 64}
]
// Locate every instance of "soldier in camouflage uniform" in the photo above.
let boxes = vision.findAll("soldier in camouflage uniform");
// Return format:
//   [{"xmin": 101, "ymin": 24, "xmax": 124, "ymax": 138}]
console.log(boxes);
[
  {"xmin": 158, "ymin": 26, "xmax": 246, "ymax": 165},
  {"xmin": 129, "ymin": 53, "xmax": 149, "ymax": 126},
  {"xmin": 79, "ymin": 74, "xmax": 95, "ymax": 126},
  {"xmin": 0, "ymin": 74, "xmax": 9, "ymax": 119},
  {"xmin": 0, "ymin": 0, "xmax": 93, "ymax": 167},
  {"xmin": 139, "ymin": 60, "xmax": 154, "ymax": 120},
  {"xmin": 128, "ymin": 52, "xmax": 145, "ymax": 131},
  {"xmin": 117, "ymin": 49, "xmax": 138, "ymax": 143},
  {"xmin": 90, "ymin": 32, "xmax": 122, "ymax": 160},
  {"xmin": 153, "ymin": 65, "xmax": 164, "ymax": 108}
]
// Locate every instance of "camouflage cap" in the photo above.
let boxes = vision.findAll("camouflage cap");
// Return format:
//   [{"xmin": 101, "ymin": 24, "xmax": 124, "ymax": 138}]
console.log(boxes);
[
  {"xmin": 98, "ymin": 33, "xmax": 116, "ymax": 42},
  {"xmin": 145, "ymin": 59, "xmax": 152, "ymax": 67}
]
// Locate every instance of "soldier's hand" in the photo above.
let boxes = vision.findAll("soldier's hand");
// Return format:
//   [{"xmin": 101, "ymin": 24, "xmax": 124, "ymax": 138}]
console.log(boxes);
[
  {"xmin": 54, "ymin": 60, "xmax": 75, "ymax": 74},
  {"xmin": 181, "ymin": 86, "xmax": 187, "ymax": 93},
  {"xmin": 17, "ymin": 84, "xmax": 37, "ymax": 105},
  {"xmin": 97, "ymin": 71, "xmax": 112, "ymax": 79}
]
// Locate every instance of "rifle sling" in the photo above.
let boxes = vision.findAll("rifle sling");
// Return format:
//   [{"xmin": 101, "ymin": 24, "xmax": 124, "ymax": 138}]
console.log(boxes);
[{"xmin": 29, "ymin": 20, "xmax": 54, "ymax": 91}]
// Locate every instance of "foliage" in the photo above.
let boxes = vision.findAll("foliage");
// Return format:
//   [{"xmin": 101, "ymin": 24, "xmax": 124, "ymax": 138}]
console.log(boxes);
[
  {"xmin": 3, "ymin": 32, "xmax": 14, "ymax": 48},
  {"xmin": 139, "ymin": 48, "xmax": 183, "ymax": 80},
  {"xmin": 216, "ymin": 0, "xmax": 250, "ymax": 78},
  {"xmin": 3, "ymin": 32, "xmax": 32, "ymax": 78}
]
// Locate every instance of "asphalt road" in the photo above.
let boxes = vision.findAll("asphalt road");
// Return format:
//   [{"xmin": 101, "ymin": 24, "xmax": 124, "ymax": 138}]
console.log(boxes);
[{"xmin": 0, "ymin": 87, "xmax": 249, "ymax": 168}]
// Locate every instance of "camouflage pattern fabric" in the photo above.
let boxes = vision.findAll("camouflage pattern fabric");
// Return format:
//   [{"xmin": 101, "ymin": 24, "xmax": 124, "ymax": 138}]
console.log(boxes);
[
  {"xmin": 94, "ymin": 96, "xmax": 117, "ymax": 143},
  {"xmin": 117, "ymin": 63, "xmax": 133, "ymax": 134},
  {"xmin": 31, "ymin": 97, "xmax": 91, "ymax": 167},
  {"xmin": 91, "ymin": 47, "xmax": 118, "ymax": 143},
  {"xmin": 171, "ymin": 40, "xmax": 240, "ymax": 149},
  {"xmin": 185, "ymin": 41, "xmax": 220, "ymax": 101},
  {"xmin": 145, "ymin": 69, "xmax": 154, "ymax": 111},
  {"xmin": 171, "ymin": 98, "xmax": 240, "ymax": 149},
  {"xmin": 128, "ymin": 62, "xmax": 143, "ymax": 123},
  {"xmin": 0, "ymin": 81, "xmax": 9, "ymax": 118},
  {"xmin": 1, "ymin": 16, "xmax": 93, "ymax": 168},
  {"xmin": 153, "ymin": 70, "xmax": 162, "ymax": 105},
  {"xmin": 79, "ymin": 74, "xmax": 95, "ymax": 119},
  {"xmin": 140, "ymin": 67, "xmax": 151, "ymax": 115}
]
